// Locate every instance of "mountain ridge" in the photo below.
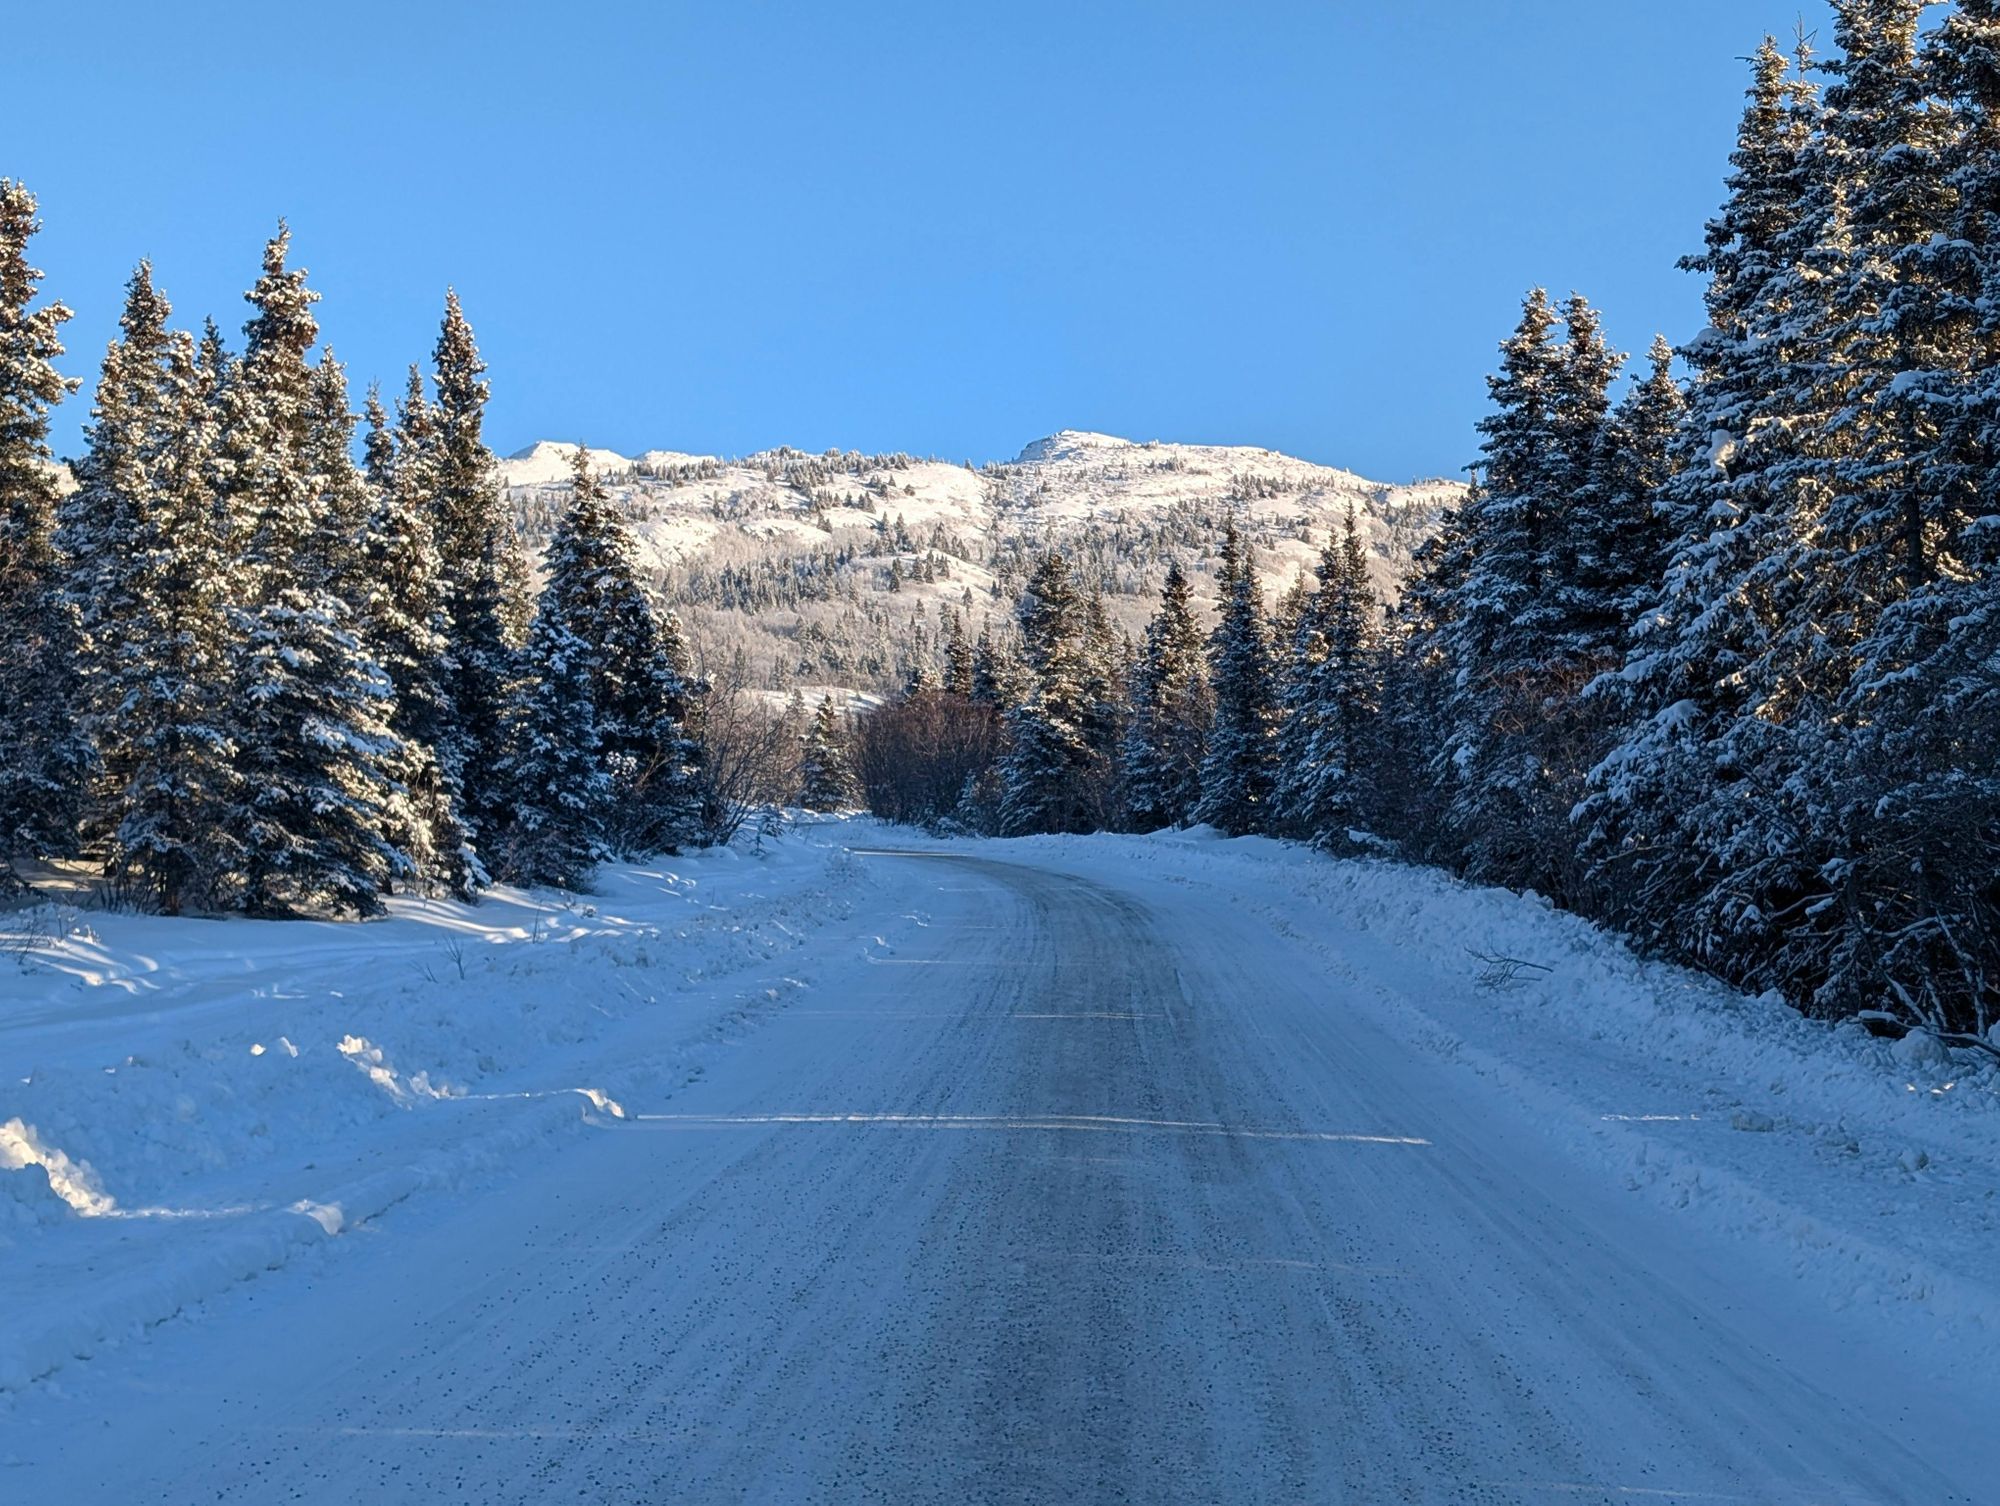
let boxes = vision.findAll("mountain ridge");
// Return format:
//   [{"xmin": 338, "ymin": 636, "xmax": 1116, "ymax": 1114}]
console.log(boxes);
[{"xmin": 499, "ymin": 428, "xmax": 1461, "ymax": 700}]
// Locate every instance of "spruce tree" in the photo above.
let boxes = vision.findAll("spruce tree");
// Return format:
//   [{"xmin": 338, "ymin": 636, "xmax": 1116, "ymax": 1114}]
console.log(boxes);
[
  {"xmin": 429, "ymin": 290, "xmax": 521, "ymax": 842},
  {"xmin": 537, "ymin": 445, "xmax": 704, "ymax": 854},
  {"xmin": 64, "ymin": 264, "xmax": 179, "ymax": 852},
  {"xmin": 220, "ymin": 227, "xmax": 403, "ymax": 915},
  {"xmin": 1811, "ymin": 2, "xmax": 2000, "ymax": 1028},
  {"xmin": 1543, "ymin": 294, "xmax": 1627, "ymax": 668},
  {"xmin": 1372, "ymin": 498, "xmax": 1476, "ymax": 862},
  {"xmin": 0, "ymin": 181, "xmax": 83, "ymax": 884},
  {"xmin": 1193, "ymin": 521, "xmax": 1279, "ymax": 836},
  {"xmin": 1273, "ymin": 540, "xmax": 1332, "ymax": 839},
  {"xmin": 1579, "ymin": 334, "xmax": 1685, "ymax": 658},
  {"xmin": 493, "ymin": 618, "xmax": 610, "ymax": 890},
  {"xmin": 1921, "ymin": 0, "xmax": 2000, "ymax": 568},
  {"xmin": 1676, "ymin": 12, "xmax": 1924, "ymax": 996},
  {"xmin": 363, "ymin": 381, "xmax": 474, "ymax": 892},
  {"xmin": 970, "ymin": 625, "xmax": 1008, "ymax": 706},
  {"xmin": 1579, "ymin": 40, "xmax": 1826, "ymax": 956},
  {"xmin": 1438, "ymin": 289, "xmax": 1570, "ymax": 887},
  {"xmin": 1275, "ymin": 509, "xmax": 1379, "ymax": 845},
  {"xmin": 942, "ymin": 609, "xmax": 975, "ymax": 696},
  {"xmin": 1123, "ymin": 561, "xmax": 1212, "ymax": 830},
  {"xmin": 79, "ymin": 273, "xmax": 239, "ymax": 912},
  {"xmin": 1078, "ymin": 590, "xmax": 1129, "ymax": 820},
  {"xmin": 797, "ymin": 695, "xmax": 858, "ymax": 812},
  {"xmin": 105, "ymin": 316, "xmax": 240, "ymax": 904},
  {"xmin": 999, "ymin": 552, "xmax": 1104, "ymax": 834}
]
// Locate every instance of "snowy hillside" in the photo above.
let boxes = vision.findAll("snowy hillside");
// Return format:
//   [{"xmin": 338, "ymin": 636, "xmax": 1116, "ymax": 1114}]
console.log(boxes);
[{"xmin": 500, "ymin": 432, "xmax": 1460, "ymax": 695}]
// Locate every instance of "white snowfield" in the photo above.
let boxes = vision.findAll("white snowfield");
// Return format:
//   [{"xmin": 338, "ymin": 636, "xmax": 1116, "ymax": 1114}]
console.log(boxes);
[{"xmin": 2, "ymin": 823, "xmax": 1996, "ymax": 1502}]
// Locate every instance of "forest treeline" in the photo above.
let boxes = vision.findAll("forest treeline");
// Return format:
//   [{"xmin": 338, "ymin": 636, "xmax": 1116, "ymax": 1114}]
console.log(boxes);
[
  {"xmin": 2, "ymin": 3, "xmax": 1994, "ymax": 1039},
  {"xmin": 852, "ymin": 6, "xmax": 2000, "ymax": 1040},
  {"xmin": 0, "ymin": 210, "xmax": 854, "ymax": 912}
]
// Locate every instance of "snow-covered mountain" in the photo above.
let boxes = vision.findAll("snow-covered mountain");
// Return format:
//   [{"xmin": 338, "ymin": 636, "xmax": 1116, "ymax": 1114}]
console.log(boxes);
[{"xmin": 501, "ymin": 430, "xmax": 1461, "ymax": 697}]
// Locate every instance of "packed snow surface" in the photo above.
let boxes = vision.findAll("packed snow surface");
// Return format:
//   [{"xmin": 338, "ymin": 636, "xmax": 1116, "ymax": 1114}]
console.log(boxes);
[{"xmin": 2, "ymin": 823, "xmax": 1996, "ymax": 1502}]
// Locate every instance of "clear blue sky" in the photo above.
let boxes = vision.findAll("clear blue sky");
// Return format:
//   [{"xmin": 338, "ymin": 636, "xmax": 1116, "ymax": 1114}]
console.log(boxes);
[{"xmin": 19, "ymin": 0, "xmax": 1836, "ymax": 482}]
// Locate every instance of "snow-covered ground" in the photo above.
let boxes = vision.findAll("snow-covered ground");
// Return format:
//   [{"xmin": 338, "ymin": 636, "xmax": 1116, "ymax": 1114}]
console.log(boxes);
[
  {"xmin": 3, "ymin": 824, "xmax": 1995, "ymax": 1499},
  {"xmin": 976, "ymin": 829, "xmax": 2000, "ymax": 1378},
  {"xmin": 0, "ymin": 822, "xmax": 895, "ymax": 1392}
]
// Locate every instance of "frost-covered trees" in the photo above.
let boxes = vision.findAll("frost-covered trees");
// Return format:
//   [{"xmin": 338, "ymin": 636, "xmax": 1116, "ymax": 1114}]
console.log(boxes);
[
  {"xmin": 73, "ymin": 268, "xmax": 238, "ymax": 912},
  {"xmin": 1000, "ymin": 551, "xmax": 1110, "ymax": 834},
  {"xmin": 429, "ymin": 291, "xmax": 523, "ymax": 846},
  {"xmin": 1573, "ymin": 38, "xmax": 1823, "ymax": 959},
  {"xmin": 219, "ymin": 229, "xmax": 403, "ymax": 916},
  {"xmin": 1123, "ymin": 561, "xmax": 1212, "ymax": 830},
  {"xmin": 0, "ymin": 181, "xmax": 83, "ymax": 886},
  {"xmin": 1561, "ymin": 15, "xmax": 2000, "ymax": 1028},
  {"xmin": 361, "ymin": 379, "xmax": 473, "ymax": 894},
  {"xmin": 2, "ymin": 204, "xmax": 757, "ymax": 915},
  {"xmin": 797, "ymin": 695, "xmax": 858, "ymax": 812},
  {"xmin": 10, "ymin": 0, "xmax": 1999, "ymax": 1036},
  {"xmin": 1435, "ymin": 290, "xmax": 1588, "ymax": 892},
  {"xmin": 1274, "ymin": 509, "xmax": 1378, "ymax": 845},
  {"xmin": 530, "ymin": 446, "xmax": 703, "ymax": 856},
  {"xmin": 1193, "ymin": 522, "xmax": 1279, "ymax": 836},
  {"xmin": 494, "ymin": 618, "xmax": 610, "ymax": 891},
  {"xmin": 1827, "ymin": 0, "xmax": 2000, "ymax": 1032}
]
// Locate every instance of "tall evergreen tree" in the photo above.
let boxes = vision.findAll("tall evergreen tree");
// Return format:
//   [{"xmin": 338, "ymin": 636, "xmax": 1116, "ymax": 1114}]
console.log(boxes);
[
  {"xmin": 74, "ymin": 272, "xmax": 240, "ymax": 912},
  {"xmin": 1273, "ymin": 538, "xmax": 1334, "ymax": 839},
  {"xmin": 1123, "ymin": 561, "xmax": 1213, "ymax": 830},
  {"xmin": 1194, "ymin": 521, "xmax": 1279, "ymax": 836},
  {"xmin": 1078, "ymin": 589, "xmax": 1129, "ymax": 818},
  {"xmin": 1579, "ymin": 40, "xmax": 1827, "ymax": 954},
  {"xmin": 1580, "ymin": 334, "xmax": 1686, "ymax": 658},
  {"xmin": 1372, "ymin": 493, "xmax": 1478, "ymax": 861},
  {"xmin": 942, "ymin": 609, "xmax": 975, "ymax": 697},
  {"xmin": 1543, "ymin": 294, "xmax": 1628, "ymax": 668},
  {"xmin": 1438, "ymin": 289, "xmax": 1570, "ymax": 887},
  {"xmin": 999, "ymin": 552, "xmax": 1105, "ymax": 834},
  {"xmin": 64, "ymin": 264, "xmax": 180, "ymax": 850},
  {"xmin": 362, "ymin": 381, "xmax": 473, "ymax": 892},
  {"xmin": 0, "ymin": 181, "xmax": 83, "ymax": 884},
  {"xmin": 493, "ymin": 618, "xmax": 610, "ymax": 890},
  {"xmin": 1274, "ymin": 508, "xmax": 1379, "ymax": 845},
  {"xmin": 219, "ymin": 227, "xmax": 403, "ymax": 915},
  {"xmin": 112, "ymin": 329, "xmax": 240, "ymax": 912},
  {"xmin": 1808, "ymin": 1, "xmax": 2000, "ymax": 1028},
  {"xmin": 535, "ymin": 445, "xmax": 703, "ymax": 854},
  {"xmin": 1431, "ymin": 289, "xmax": 1628, "ymax": 896},
  {"xmin": 429, "ymin": 290, "xmax": 521, "ymax": 842},
  {"xmin": 1670, "ymin": 12, "xmax": 1925, "ymax": 996},
  {"xmin": 797, "ymin": 695, "xmax": 858, "ymax": 812},
  {"xmin": 970, "ymin": 625, "xmax": 1009, "ymax": 707}
]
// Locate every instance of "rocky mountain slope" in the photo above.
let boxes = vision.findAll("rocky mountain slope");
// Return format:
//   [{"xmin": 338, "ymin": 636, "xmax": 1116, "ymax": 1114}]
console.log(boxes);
[{"xmin": 501, "ymin": 430, "xmax": 1460, "ymax": 699}]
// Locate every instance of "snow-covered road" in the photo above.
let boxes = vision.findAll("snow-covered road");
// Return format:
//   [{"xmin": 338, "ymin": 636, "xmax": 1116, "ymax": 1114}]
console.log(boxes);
[{"xmin": 5, "ymin": 843, "xmax": 1996, "ymax": 1503}]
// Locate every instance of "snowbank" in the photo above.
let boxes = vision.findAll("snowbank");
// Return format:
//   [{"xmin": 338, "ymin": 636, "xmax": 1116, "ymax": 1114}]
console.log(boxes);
[
  {"xmin": 963, "ymin": 827, "xmax": 2000, "ymax": 1377},
  {"xmin": 0, "ymin": 818, "xmax": 900, "ymax": 1392},
  {"xmin": 0, "ymin": 1162, "xmax": 73, "ymax": 1242}
]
